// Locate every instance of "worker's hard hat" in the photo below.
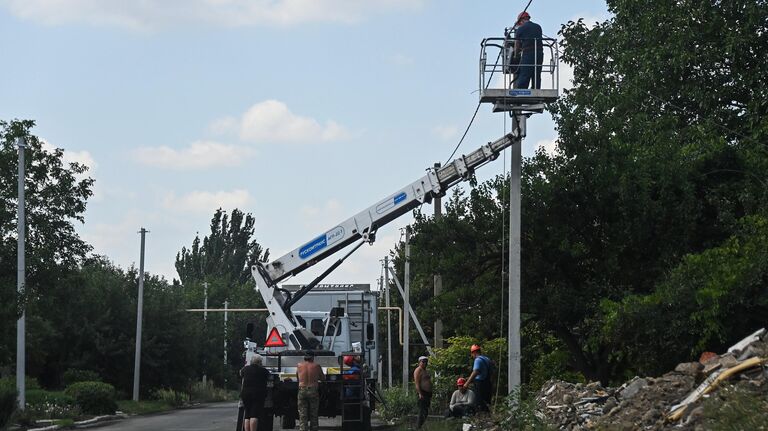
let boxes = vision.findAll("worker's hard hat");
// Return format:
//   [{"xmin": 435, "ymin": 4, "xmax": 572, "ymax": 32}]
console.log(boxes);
[
  {"xmin": 517, "ymin": 11, "xmax": 531, "ymax": 23},
  {"xmin": 343, "ymin": 355, "xmax": 354, "ymax": 366},
  {"xmin": 456, "ymin": 377, "xmax": 467, "ymax": 386},
  {"xmin": 470, "ymin": 344, "xmax": 482, "ymax": 353}
]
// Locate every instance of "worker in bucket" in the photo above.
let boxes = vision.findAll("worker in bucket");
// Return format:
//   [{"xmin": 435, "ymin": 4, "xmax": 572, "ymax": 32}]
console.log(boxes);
[{"xmin": 513, "ymin": 10, "xmax": 544, "ymax": 89}]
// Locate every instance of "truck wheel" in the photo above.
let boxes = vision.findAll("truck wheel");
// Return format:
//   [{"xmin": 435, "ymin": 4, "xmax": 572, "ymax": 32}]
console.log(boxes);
[
  {"xmin": 362, "ymin": 405, "xmax": 372, "ymax": 431},
  {"xmin": 281, "ymin": 413, "xmax": 295, "ymax": 429}
]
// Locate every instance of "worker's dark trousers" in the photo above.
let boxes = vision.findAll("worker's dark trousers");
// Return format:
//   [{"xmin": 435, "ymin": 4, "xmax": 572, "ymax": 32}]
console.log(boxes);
[
  {"xmin": 513, "ymin": 52, "xmax": 543, "ymax": 89},
  {"xmin": 475, "ymin": 379, "xmax": 492, "ymax": 412},
  {"xmin": 416, "ymin": 391, "xmax": 431, "ymax": 428}
]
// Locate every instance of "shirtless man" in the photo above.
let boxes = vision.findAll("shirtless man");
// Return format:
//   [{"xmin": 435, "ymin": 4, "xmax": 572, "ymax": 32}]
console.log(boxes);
[
  {"xmin": 297, "ymin": 351, "xmax": 324, "ymax": 431},
  {"xmin": 413, "ymin": 355, "xmax": 432, "ymax": 429}
]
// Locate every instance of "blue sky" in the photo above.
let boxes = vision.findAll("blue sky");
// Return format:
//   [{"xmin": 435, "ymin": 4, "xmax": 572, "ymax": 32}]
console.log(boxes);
[{"xmin": 0, "ymin": 0, "xmax": 609, "ymax": 290}]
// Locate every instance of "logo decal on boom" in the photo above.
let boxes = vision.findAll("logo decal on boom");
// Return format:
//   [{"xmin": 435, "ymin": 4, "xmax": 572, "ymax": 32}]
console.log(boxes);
[
  {"xmin": 299, "ymin": 226, "xmax": 345, "ymax": 259},
  {"xmin": 376, "ymin": 191, "xmax": 408, "ymax": 214}
]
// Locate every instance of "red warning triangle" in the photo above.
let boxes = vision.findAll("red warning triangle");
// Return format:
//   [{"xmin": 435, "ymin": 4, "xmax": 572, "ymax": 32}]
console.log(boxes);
[{"xmin": 264, "ymin": 327, "xmax": 286, "ymax": 347}]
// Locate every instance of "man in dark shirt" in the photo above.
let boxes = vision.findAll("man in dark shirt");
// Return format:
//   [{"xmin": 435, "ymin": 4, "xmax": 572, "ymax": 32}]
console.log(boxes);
[
  {"xmin": 240, "ymin": 354, "xmax": 271, "ymax": 431},
  {"xmin": 513, "ymin": 11, "xmax": 544, "ymax": 89}
]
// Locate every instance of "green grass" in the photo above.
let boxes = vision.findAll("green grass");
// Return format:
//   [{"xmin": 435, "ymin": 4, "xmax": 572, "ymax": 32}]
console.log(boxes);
[
  {"xmin": 116, "ymin": 400, "xmax": 174, "ymax": 415},
  {"xmin": 53, "ymin": 418, "xmax": 75, "ymax": 427}
]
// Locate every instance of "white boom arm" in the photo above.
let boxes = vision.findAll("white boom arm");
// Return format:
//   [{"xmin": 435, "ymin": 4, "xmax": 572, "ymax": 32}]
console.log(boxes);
[{"xmin": 252, "ymin": 121, "xmax": 526, "ymax": 350}]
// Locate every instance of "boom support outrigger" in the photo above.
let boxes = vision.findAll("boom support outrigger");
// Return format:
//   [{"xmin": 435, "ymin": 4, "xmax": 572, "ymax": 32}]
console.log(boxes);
[{"xmin": 251, "ymin": 120, "xmax": 527, "ymax": 350}]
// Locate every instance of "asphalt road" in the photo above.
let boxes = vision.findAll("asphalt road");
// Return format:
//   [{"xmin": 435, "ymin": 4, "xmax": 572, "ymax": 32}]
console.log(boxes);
[{"xmin": 93, "ymin": 402, "xmax": 389, "ymax": 431}]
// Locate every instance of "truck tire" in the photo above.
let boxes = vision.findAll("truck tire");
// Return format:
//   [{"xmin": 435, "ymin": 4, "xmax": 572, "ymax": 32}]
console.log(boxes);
[{"xmin": 281, "ymin": 413, "xmax": 295, "ymax": 429}]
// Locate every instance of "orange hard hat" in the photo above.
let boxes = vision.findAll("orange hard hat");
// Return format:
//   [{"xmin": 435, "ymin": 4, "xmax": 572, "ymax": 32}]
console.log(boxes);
[
  {"xmin": 343, "ymin": 355, "xmax": 354, "ymax": 366},
  {"xmin": 456, "ymin": 377, "xmax": 467, "ymax": 386},
  {"xmin": 517, "ymin": 11, "xmax": 531, "ymax": 23},
  {"xmin": 470, "ymin": 344, "xmax": 481, "ymax": 353}
]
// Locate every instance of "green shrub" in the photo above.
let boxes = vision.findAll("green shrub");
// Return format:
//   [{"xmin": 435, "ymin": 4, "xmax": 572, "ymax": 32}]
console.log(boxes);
[
  {"xmin": 0, "ymin": 378, "xmax": 18, "ymax": 430},
  {"xmin": 189, "ymin": 381, "xmax": 231, "ymax": 403},
  {"xmin": 25, "ymin": 390, "xmax": 79, "ymax": 420},
  {"xmin": 494, "ymin": 390, "xmax": 554, "ymax": 431},
  {"xmin": 64, "ymin": 381, "xmax": 117, "ymax": 415},
  {"xmin": 154, "ymin": 388, "xmax": 190, "ymax": 407},
  {"xmin": 378, "ymin": 387, "xmax": 417, "ymax": 422},
  {"xmin": 62, "ymin": 369, "xmax": 100, "ymax": 387}
]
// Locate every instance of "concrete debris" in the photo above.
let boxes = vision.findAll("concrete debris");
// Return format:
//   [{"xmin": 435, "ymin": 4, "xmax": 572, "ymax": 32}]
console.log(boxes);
[{"xmin": 531, "ymin": 328, "xmax": 768, "ymax": 430}]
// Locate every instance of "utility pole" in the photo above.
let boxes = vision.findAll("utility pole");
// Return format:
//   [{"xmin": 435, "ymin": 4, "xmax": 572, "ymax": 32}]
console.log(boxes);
[
  {"xmin": 223, "ymin": 300, "xmax": 228, "ymax": 366},
  {"xmin": 402, "ymin": 227, "xmax": 411, "ymax": 391},
  {"xmin": 433, "ymin": 162, "xmax": 443, "ymax": 349},
  {"xmin": 203, "ymin": 281, "xmax": 208, "ymax": 385},
  {"xmin": 508, "ymin": 115, "xmax": 526, "ymax": 395},
  {"xmin": 16, "ymin": 137, "xmax": 26, "ymax": 410},
  {"xmin": 132, "ymin": 228, "xmax": 148, "ymax": 401},
  {"xmin": 384, "ymin": 256, "xmax": 392, "ymax": 388}
]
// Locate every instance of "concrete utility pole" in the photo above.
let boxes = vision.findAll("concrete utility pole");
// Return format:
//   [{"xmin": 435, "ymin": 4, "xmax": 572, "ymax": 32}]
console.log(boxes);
[
  {"xmin": 402, "ymin": 227, "xmax": 411, "ymax": 391},
  {"xmin": 433, "ymin": 162, "xmax": 443, "ymax": 349},
  {"xmin": 508, "ymin": 115, "xmax": 525, "ymax": 394},
  {"xmin": 16, "ymin": 137, "xmax": 26, "ymax": 410},
  {"xmin": 203, "ymin": 281, "xmax": 208, "ymax": 384},
  {"xmin": 384, "ymin": 256, "xmax": 392, "ymax": 388},
  {"xmin": 223, "ymin": 300, "xmax": 228, "ymax": 366},
  {"xmin": 132, "ymin": 228, "xmax": 148, "ymax": 401}
]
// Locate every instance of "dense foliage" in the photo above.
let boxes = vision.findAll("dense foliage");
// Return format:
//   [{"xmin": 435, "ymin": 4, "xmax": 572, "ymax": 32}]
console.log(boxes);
[
  {"xmin": 394, "ymin": 0, "xmax": 768, "ymax": 389},
  {"xmin": 0, "ymin": 378, "xmax": 16, "ymax": 430},
  {"xmin": 64, "ymin": 381, "xmax": 117, "ymax": 415}
]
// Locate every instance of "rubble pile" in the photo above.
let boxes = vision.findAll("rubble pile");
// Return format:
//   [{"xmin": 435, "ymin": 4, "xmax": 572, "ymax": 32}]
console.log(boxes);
[{"xmin": 534, "ymin": 328, "xmax": 768, "ymax": 430}]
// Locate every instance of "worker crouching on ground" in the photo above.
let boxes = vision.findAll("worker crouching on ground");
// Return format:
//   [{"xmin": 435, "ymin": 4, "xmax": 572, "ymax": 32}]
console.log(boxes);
[
  {"xmin": 464, "ymin": 344, "xmax": 492, "ymax": 412},
  {"xmin": 297, "ymin": 351, "xmax": 324, "ymax": 431},
  {"xmin": 445, "ymin": 377, "xmax": 476, "ymax": 418},
  {"xmin": 413, "ymin": 355, "xmax": 432, "ymax": 429}
]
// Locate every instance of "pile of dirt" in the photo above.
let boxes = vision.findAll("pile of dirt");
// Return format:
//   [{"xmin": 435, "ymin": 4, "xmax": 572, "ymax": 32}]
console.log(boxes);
[{"xmin": 534, "ymin": 328, "xmax": 768, "ymax": 430}]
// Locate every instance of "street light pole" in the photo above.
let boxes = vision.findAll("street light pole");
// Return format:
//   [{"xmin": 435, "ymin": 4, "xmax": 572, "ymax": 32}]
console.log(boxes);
[
  {"xmin": 132, "ymin": 228, "xmax": 148, "ymax": 401},
  {"xmin": 16, "ymin": 137, "xmax": 26, "ymax": 410}
]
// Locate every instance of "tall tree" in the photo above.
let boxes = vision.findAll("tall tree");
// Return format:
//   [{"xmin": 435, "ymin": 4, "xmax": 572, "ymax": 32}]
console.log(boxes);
[
  {"xmin": 0, "ymin": 119, "xmax": 93, "ymax": 370},
  {"xmin": 175, "ymin": 208, "xmax": 269, "ymax": 286}
]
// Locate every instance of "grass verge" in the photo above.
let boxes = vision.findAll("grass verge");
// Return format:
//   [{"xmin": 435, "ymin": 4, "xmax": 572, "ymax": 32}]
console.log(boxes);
[{"xmin": 116, "ymin": 400, "xmax": 175, "ymax": 415}]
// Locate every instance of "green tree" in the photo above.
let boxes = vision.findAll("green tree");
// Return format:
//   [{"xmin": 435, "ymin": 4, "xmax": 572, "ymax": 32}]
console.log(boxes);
[
  {"xmin": 175, "ymin": 209, "xmax": 270, "ymax": 387},
  {"xmin": 0, "ymin": 119, "xmax": 93, "ymax": 374},
  {"xmin": 398, "ymin": 0, "xmax": 768, "ymax": 386}
]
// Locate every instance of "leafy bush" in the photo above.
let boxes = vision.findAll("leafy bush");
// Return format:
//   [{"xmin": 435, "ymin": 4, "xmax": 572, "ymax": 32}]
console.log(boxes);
[
  {"xmin": 189, "ymin": 381, "xmax": 231, "ymax": 403},
  {"xmin": 62, "ymin": 369, "xmax": 100, "ymax": 387},
  {"xmin": 378, "ymin": 387, "xmax": 417, "ymax": 422},
  {"xmin": 154, "ymin": 388, "xmax": 190, "ymax": 407},
  {"xmin": 25, "ymin": 389, "xmax": 79, "ymax": 420},
  {"xmin": 494, "ymin": 390, "xmax": 553, "ymax": 431},
  {"xmin": 0, "ymin": 378, "xmax": 18, "ymax": 430},
  {"xmin": 64, "ymin": 381, "xmax": 117, "ymax": 415}
]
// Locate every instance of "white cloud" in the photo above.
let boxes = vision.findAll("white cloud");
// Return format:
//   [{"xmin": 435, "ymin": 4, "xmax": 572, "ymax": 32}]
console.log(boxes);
[
  {"xmin": 163, "ymin": 189, "xmax": 252, "ymax": 213},
  {"xmin": 233, "ymin": 100, "xmax": 350, "ymax": 144},
  {"xmin": 134, "ymin": 141, "xmax": 254, "ymax": 170},
  {"xmin": 41, "ymin": 140, "xmax": 97, "ymax": 172},
  {"xmin": 536, "ymin": 138, "xmax": 558, "ymax": 155},
  {"xmin": 431, "ymin": 125, "xmax": 458, "ymax": 141},
  {"xmin": 0, "ymin": 0, "xmax": 426, "ymax": 30}
]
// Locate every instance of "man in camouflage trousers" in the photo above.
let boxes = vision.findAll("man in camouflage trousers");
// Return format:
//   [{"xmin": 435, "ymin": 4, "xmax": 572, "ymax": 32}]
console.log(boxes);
[{"xmin": 297, "ymin": 351, "xmax": 324, "ymax": 431}]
